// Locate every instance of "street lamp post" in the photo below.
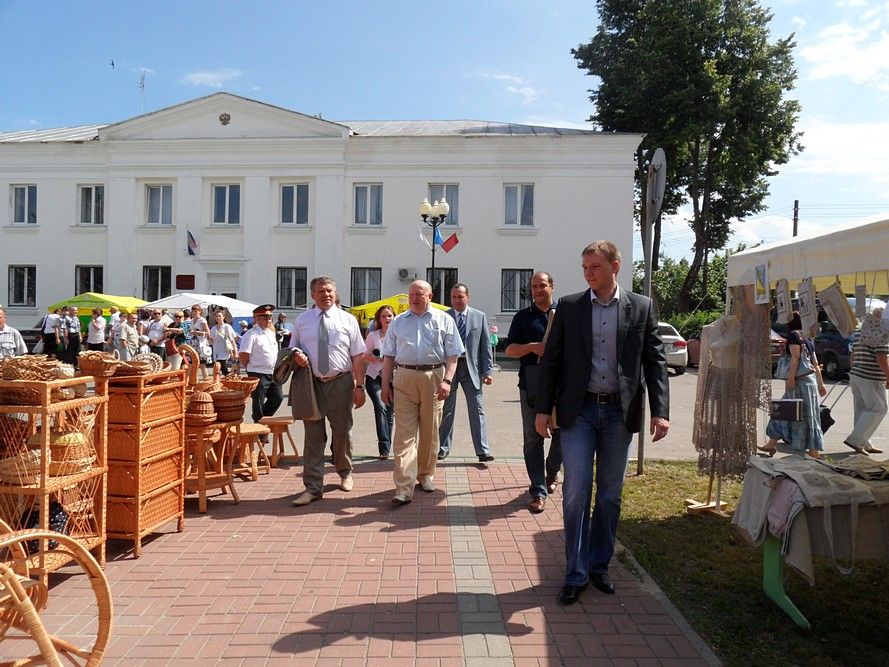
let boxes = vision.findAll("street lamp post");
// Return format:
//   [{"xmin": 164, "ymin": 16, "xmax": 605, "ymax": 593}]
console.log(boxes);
[{"xmin": 419, "ymin": 196, "xmax": 449, "ymax": 286}]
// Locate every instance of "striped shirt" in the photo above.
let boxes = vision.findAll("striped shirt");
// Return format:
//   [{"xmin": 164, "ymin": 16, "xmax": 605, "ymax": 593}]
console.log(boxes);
[{"xmin": 849, "ymin": 332, "xmax": 888, "ymax": 382}]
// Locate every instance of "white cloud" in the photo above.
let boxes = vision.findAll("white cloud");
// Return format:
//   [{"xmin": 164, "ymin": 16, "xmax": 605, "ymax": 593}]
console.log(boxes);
[
  {"xmin": 180, "ymin": 68, "xmax": 242, "ymax": 88},
  {"xmin": 478, "ymin": 72, "xmax": 540, "ymax": 105},
  {"xmin": 800, "ymin": 6, "xmax": 889, "ymax": 90},
  {"xmin": 788, "ymin": 119, "xmax": 889, "ymax": 185},
  {"xmin": 791, "ymin": 15, "xmax": 807, "ymax": 29}
]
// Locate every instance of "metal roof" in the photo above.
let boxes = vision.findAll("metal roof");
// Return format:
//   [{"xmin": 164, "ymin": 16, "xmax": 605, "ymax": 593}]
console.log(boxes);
[{"xmin": 0, "ymin": 120, "xmax": 599, "ymax": 143}]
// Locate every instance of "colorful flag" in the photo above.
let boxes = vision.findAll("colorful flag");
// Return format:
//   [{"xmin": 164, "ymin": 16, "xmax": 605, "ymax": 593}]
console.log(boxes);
[
  {"xmin": 433, "ymin": 227, "xmax": 444, "ymax": 246},
  {"xmin": 187, "ymin": 231, "xmax": 199, "ymax": 256},
  {"xmin": 420, "ymin": 229, "xmax": 432, "ymax": 250},
  {"xmin": 441, "ymin": 233, "xmax": 459, "ymax": 253}
]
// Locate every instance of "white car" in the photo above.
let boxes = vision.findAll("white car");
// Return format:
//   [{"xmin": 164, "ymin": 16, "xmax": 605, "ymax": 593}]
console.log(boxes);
[{"xmin": 658, "ymin": 322, "xmax": 687, "ymax": 375}]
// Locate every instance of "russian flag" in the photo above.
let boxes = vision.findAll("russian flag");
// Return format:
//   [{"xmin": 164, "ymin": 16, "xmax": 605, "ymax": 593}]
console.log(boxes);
[{"xmin": 187, "ymin": 231, "xmax": 199, "ymax": 256}]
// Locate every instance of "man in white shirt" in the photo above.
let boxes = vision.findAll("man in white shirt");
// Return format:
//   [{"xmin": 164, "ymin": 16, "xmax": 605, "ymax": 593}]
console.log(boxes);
[
  {"xmin": 0, "ymin": 307, "xmax": 28, "ymax": 358},
  {"xmin": 289, "ymin": 277, "xmax": 366, "ymax": 506},
  {"xmin": 42, "ymin": 308, "xmax": 61, "ymax": 358},
  {"xmin": 238, "ymin": 304, "xmax": 284, "ymax": 427}
]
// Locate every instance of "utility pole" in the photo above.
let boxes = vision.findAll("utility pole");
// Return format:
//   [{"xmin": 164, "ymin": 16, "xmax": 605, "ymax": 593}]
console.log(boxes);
[{"xmin": 792, "ymin": 199, "xmax": 799, "ymax": 237}]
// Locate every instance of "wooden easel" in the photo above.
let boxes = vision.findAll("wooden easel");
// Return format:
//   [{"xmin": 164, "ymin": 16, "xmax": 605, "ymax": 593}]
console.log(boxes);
[{"xmin": 685, "ymin": 445, "xmax": 730, "ymax": 516}]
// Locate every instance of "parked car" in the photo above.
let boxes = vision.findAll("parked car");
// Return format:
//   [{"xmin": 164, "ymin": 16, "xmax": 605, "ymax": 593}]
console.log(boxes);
[
  {"xmin": 658, "ymin": 322, "xmax": 687, "ymax": 375},
  {"xmin": 813, "ymin": 321, "xmax": 853, "ymax": 380},
  {"xmin": 22, "ymin": 318, "xmax": 44, "ymax": 353}
]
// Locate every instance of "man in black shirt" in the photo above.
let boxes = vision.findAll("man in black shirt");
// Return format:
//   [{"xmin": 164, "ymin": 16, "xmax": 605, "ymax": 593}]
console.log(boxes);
[{"xmin": 505, "ymin": 271, "xmax": 562, "ymax": 513}]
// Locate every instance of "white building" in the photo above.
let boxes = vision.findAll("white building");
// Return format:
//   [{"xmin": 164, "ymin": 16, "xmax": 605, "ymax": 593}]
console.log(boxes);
[{"xmin": 0, "ymin": 92, "xmax": 641, "ymax": 332}]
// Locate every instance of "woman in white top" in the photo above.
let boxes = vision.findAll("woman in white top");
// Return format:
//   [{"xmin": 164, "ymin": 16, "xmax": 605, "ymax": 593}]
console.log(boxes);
[
  {"xmin": 362, "ymin": 305, "xmax": 396, "ymax": 459},
  {"xmin": 209, "ymin": 311, "xmax": 238, "ymax": 376},
  {"xmin": 189, "ymin": 304, "xmax": 212, "ymax": 379},
  {"xmin": 86, "ymin": 308, "xmax": 107, "ymax": 351}
]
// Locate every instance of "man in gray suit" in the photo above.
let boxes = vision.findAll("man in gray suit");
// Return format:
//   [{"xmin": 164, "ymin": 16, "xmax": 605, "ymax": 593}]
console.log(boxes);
[
  {"xmin": 536, "ymin": 240, "xmax": 670, "ymax": 605},
  {"xmin": 438, "ymin": 284, "xmax": 496, "ymax": 463}
]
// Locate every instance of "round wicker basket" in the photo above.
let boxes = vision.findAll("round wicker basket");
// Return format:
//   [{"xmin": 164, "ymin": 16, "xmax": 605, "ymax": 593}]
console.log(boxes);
[{"xmin": 0, "ymin": 448, "xmax": 45, "ymax": 485}]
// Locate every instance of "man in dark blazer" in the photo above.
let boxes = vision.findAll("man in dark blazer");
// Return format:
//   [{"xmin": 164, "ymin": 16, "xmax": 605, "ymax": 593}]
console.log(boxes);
[
  {"xmin": 536, "ymin": 240, "xmax": 670, "ymax": 605},
  {"xmin": 438, "ymin": 283, "xmax": 496, "ymax": 462}
]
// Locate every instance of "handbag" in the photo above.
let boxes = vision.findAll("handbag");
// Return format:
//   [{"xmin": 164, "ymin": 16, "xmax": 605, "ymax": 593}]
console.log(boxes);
[
  {"xmin": 32, "ymin": 338, "xmax": 45, "ymax": 354},
  {"xmin": 774, "ymin": 334, "xmax": 815, "ymax": 380}
]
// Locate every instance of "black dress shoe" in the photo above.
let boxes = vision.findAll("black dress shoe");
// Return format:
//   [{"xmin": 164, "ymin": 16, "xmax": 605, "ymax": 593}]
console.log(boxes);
[
  {"xmin": 478, "ymin": 454, "xmax": 495, "ymax": 463},
  {"xmin": 590, "ymin": 573, "xmax": 615, "ymax": 595},
  {"xmin": 558, "ymin": 583, "xmax": 588, "ymax": 605},
  {"xmin": 437, "ymin": 451, "xmax": 448, "ymax": 460}
]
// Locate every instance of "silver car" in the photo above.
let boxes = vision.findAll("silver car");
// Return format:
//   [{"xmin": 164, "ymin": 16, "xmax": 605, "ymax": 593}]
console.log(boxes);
[{"xmin": 658, "ymin": 322, "xmax": 687, "ymax": 375}]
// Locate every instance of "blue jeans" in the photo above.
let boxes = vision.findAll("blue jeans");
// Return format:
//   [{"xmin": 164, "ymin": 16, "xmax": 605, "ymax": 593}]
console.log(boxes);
[
  {"xmin": 365, "ymin": 374, "xmax": 394, "ymax": 456},
  {"xmin": 561, "ymin": 396, "xmax": 632, "ymax": 586},
  {"xmin": 438, "ymin": 358, "xmax": 491, "ymax": 458},
  {"xmin": 520, "ymin": 389, "xmax": 562, "ymax": 498}
]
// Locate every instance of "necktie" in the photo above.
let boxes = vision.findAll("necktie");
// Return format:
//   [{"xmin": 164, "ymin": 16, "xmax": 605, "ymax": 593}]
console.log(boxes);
[
  {"xmin": 317, "ymin": 312, "xmax": 330, "ymax": 375},
  {"xmin": 457, "ymin": 313, "xmax": 467, "ymax": 341}
]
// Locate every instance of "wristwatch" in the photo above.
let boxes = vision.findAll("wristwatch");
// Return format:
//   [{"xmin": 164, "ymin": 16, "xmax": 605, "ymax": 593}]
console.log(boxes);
[
  {"xmin": 442, "ymin": 378, "xmax": 452, "ymax": 385},
  {"xmin": 355, "ymin": 385, "xmax": 364, "ymax": 389}
]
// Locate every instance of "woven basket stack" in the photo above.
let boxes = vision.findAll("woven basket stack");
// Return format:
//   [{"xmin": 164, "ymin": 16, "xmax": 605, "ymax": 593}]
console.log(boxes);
[
  {"xmin": 185, "ymin": 390, "xmax": 217, "ymax": 426},
  {"xmin": 0, "ymin": 355, "xmax": 70, "ymax": 404},
  {"xmin": 0, "ymin": 446, "xmax": 43, "ymax": 485},
  {"xmin": 210, "ymin": 390, "xmax": 247, "ymax": 422},
  {"xmin": 114, "ymin": 351, "xmax": 165, "ymax": 377},
  {"xmin": 27, "ymin": 431, "xmax": 96, "ymax": 477},
  {"xmin": 219, "ymin": 376, "xmax": 259, "ymax": 405}
]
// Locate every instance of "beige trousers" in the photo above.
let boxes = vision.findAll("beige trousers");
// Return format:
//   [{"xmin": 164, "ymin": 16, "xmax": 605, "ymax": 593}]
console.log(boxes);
[{"xmin": 392, "ymin": 367, "xmax": 444, "ymax": 498}]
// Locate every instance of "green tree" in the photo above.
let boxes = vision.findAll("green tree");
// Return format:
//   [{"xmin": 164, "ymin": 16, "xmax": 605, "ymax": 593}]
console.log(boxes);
[
  {"xmin": 632, "ymin": 251, "xmax": 727, "ymax": 319},
  {"xmin": 574, "ymin": 0, "xmax": 802, "ymax": 311}
]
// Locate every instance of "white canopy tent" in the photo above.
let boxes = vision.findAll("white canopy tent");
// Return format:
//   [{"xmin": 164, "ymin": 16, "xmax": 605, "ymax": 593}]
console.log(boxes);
[
  {"xmin": 143, "ymin": 293, "xmax": 258, "ymax": 320},
  {"xmin": 727, "ymin": 217, "xmax": 889, "ymax": 294}
]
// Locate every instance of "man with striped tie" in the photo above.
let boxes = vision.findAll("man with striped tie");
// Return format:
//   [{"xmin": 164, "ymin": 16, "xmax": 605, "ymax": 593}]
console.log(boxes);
[{"xmin": 438, "ymin": 283, "xmax": 496, "ymax": 464}]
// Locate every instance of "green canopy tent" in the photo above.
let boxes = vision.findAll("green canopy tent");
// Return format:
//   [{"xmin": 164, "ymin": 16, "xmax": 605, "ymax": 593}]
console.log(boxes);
[{"xmin": 47, "ymin": 292, "xmax": 148, "ymax": 329}]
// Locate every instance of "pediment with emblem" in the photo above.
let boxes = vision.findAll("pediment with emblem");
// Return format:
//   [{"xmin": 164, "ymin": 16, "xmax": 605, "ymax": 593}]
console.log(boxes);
[{"xmin": 98, "ymin": 92, "xmax": 348, "ymax": 141}]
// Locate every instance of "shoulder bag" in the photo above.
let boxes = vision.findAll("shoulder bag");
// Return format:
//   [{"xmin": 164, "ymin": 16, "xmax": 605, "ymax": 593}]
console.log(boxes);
[{"xmin": 523, "ymin": 309, "xmax": 554, "ymax": 410}]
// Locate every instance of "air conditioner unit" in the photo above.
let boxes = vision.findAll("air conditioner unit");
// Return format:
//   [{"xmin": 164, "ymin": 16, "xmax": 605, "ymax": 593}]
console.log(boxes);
[{"xmin": 397, "ymin": 267, "xmax": 416, "ymax": 282}]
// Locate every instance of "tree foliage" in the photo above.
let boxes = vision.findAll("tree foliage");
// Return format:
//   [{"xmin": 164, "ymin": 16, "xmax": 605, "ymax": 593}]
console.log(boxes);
[
  {"xmin": 574, "ymin": 0, "xmax": 802, "ymax": 310},
  {"xmin": 632, "ymin": 251, "xmax": 728, "ymax": 319}
]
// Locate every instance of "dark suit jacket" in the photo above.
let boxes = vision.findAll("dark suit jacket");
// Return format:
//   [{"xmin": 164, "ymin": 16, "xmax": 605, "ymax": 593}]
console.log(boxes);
[
  {"xmin": 537, "ymin": 287, "xmax": 669, "ymax": 433},
  {"xmin": 446, "ymin": 306, "xmax": 493, "ymax": 390}
]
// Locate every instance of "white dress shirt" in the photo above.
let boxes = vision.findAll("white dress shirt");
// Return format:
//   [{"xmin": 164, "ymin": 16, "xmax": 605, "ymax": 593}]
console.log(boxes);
[
  {"xmin": 289, "ymin": 305, "xmax": 365, "ymax": 378},
  {"xmin": 239, "ymin": 325, "xmax": 279, "ymax": 374}
]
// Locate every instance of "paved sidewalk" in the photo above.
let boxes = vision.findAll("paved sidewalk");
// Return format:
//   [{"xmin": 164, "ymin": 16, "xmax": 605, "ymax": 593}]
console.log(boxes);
[{"xmin": 22, "ymin": 459, "xmax": 719, "ymax": 666}]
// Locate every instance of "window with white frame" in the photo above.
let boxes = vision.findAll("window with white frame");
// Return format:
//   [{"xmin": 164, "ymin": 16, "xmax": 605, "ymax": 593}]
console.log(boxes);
[
  {"xmin": 426, "ymin": 268, "xmax": 459, "ymax": 306},
  {"xmin": 146, "ymin": 185, "xmax": 173, "ymax": 225},
  {"xmin": 12, "ymin": 185, "xmax": 37, "ymax": 224},
  {"xmin": 351, "ymin": 267, "xmax": 381, "ymax": 306},
  {"xmin": 75, "ymin": 265, "xmax": 103, "ymax": 294},
  {"xmin": 277, "ymin": 267, "xmax": 308, "ymax": 309},
  {"xmin": 504, "ymin": 184, "xmax": 534, "ymax": 227},
  {"xmin": 142, "ymin": 265, "xmax": 171, "ymax": 301},
  {"xmin": 501, "ymin": 268, "xmax": 533, "ymax": 311},
  {"xmin": 79, "ymin": 185, "xmax": 104, "ymax": 225},
  {"xmin": 354, "ymin": 184, "xmax": 383, "ymax": 226},
  {"xmin": 428, "ymin": 184, "xmax": 459, "ymax": 226},
  {"xmin": 213, "ymin": 184, "xmax": 241, "ymax": 225},
  {"xmin": 280, "ymin": 184, "xmax": 309, "ymax": 225},
  {"xmin": 7, "ymin": 265, "xmax": 36, "ymax": 307}
]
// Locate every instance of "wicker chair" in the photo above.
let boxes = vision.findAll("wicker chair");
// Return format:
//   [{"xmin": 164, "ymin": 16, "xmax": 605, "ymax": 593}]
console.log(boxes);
[{"xmin": 0, "ymin": 519, "xmax": 112, "ymax": 666}]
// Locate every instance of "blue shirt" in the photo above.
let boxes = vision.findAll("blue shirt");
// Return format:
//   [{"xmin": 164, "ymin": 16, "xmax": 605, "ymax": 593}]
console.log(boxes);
[
  {"xmin": 381, "ymin": 307, "xmax": 464, "ymax": 364},
  {"xmin": 588, "ymin": 285, "xmax": 620, "ymax": 394}
]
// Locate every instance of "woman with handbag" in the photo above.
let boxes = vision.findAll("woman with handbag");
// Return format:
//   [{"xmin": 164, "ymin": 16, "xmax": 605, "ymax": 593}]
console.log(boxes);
[
  {"xmin": 362, "ymin": 305, "xmax": 395, "ymax": 460},
  {"xmin": 210, "ymin": 310, "xmax": 238, "ymax": 376},
  {"xmin": 760, "ymin": 311, "xmax": 827, "ymax": 458},
  {"xmin": 189, "ymin": 304, "xmax": 212, "ymax": 380}
]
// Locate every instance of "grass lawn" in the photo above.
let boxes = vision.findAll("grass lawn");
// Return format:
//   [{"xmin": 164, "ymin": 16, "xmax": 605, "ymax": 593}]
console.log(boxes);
[{"xmin": 619, "ymin": 460, "xmax": 888, "ymax": 666}]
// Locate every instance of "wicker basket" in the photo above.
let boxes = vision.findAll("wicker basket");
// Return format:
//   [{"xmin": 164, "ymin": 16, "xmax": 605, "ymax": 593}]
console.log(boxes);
[
  {"xmin": 78, "ymin": 351, "xmax": 122, "ymax": 378},
  {"xmin": 0, "ymin": 356, "xmax": 69, "ymax": 405},
  {"xmin": 0, "ymin": 448, "xmax": 45, "ymax": 485},
  {"xmin": 49, "ymin": 455, "xmax": 97, "ymax": 477},
  {"xmin": 220, "ymin": 376, "xmax": 259, "ymax": 404},
  {"xmin": 114, "ymin": 361, "xmax": 154, "ymax": 377},
  {"xmin": 185, "ymin": 412, "xmax": 217, "ymax": 426}
]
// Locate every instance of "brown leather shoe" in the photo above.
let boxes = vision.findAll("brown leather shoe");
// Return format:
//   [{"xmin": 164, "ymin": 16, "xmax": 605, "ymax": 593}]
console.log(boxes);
[
  {"xmin": 546, "ymin": 474, "xmax": 558, "ymax": 495},
  {"xmin": 528, "ymin": 496, "xmax": 546, "ymax": 513}
]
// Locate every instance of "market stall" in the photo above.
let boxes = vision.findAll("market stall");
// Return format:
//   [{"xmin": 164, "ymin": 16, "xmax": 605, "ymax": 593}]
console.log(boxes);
[{"xmin": 143, "ymin": 293, "xmax": 258, "ymax": 321}]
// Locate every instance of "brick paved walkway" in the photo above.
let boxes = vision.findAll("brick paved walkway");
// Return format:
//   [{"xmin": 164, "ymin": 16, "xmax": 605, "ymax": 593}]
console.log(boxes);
[{"xmin": 12, "ymin": 459, "xmax": 719, "ymax": 666}]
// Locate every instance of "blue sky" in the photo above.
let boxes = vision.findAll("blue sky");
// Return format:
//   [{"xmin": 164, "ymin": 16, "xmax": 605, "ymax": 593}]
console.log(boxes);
[{"xmin": 2, "ymin": 0, "xmax": 887, "ymax": 260}]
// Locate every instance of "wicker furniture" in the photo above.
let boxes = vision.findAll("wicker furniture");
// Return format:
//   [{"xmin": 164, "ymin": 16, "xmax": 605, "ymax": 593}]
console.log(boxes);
[
  {"xmin": 258, "ymin": 416, "xmax": 300, "ymax": 467},
  {"xmin": 0, "ymin": 518, "xmax": 112, "ymax": 666},
  {"xmin": 234, "ymin": 423, "xmax": 271, "ymax": 481},
  {"xmin": 184, "ymin": 421, "xmax": 241, "ymax": 513},
  {"xmin": 105, "ymin": 370, "xmax": 186, "ymax": 557},
  {"xmin": 0, "ymin": 377, "xmax": 108, "ymax": 588}
]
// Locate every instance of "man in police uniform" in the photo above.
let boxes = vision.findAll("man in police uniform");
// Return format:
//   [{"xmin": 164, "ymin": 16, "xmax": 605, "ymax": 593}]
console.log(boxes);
[{"xmin": 238, "ymin": 304, "xmax": 284, "ymax": 427}]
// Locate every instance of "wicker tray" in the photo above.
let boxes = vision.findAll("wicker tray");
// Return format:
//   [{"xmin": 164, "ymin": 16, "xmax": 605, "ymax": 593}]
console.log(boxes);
[{"xmin": 0, "ymin": 448, "xmax": 44, "ymax": 485}]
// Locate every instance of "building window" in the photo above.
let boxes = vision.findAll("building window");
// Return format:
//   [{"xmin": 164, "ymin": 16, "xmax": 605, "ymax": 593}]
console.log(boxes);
[
  {"xmin": 351, "ymin": 267, "xmax": 381, "ymax": 306},
  {"xmin": 142, "ymin": 265, "xmax": 172, "ymax": 301},
  {"xmin": 504, "ymin": 184, "xmax": 534, "ymax": 227},
  {"xmin": 280, "ymin": 184, "xmax": 309, "ymax": 225},
  {"xmin": 146, "ymin": 185, "xmax": 173, "ymax": 225},
  {"xmin": 213, "ymin": 184, "xmax": 241, "ymax": 225},
  {"xmin": 79, "ymin": 185, "xmax": 104, "ymax": 225},
  {"xmin": 427, "ymin": 268, "xmax": 458, "ymax": 306},
  {"xmin": 13, "ymin": 185, "xmax": 37, "ymax": 224},
  {"xmin": 277, "ymin": 267, "xmax": 308, "ymax": 309},
  {"xmin": 428, "ymin": 184, "xmax": 459, "ymax": 226},
  {"xmin": 354, "ymin": 184, "xmax": 383, "ymax": 226},
  {"xmin": 7, "ymin": 266, "xmax": 36, "ymax": 307},
  {"xmin": 75, "ymin": 266, "xmax": 103, "ymax": 294},
  {"xmin": 501, "ymin": 268, "xmax": 533, "ymax": 311}
]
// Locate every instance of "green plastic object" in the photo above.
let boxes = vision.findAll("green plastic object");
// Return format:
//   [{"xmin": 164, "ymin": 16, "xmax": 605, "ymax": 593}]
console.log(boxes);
[{"xmin": 762, "ymin": 535, "xmax": 811, "ymax": 631}]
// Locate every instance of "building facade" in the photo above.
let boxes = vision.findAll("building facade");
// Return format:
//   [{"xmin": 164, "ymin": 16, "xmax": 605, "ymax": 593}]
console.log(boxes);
[{"xmin": 1, "ymin": 93, "xmax": 641, "ymax": 332}]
